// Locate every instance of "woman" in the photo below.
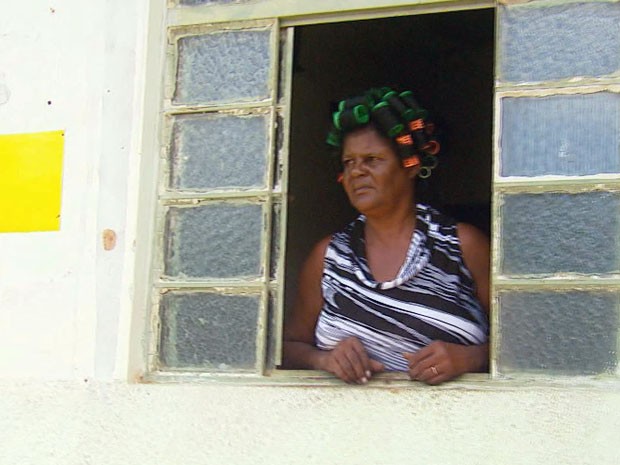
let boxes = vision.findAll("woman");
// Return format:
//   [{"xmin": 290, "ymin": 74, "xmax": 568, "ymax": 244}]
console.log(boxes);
[{"xmin": 282, "ymin": 87, "xmax": 490, "ymax": 385}]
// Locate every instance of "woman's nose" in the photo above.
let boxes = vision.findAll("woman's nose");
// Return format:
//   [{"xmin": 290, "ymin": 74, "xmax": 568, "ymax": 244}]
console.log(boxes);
[{"xmin": 349, "ymin": 160, "xmax": 366, "ymax": 176}]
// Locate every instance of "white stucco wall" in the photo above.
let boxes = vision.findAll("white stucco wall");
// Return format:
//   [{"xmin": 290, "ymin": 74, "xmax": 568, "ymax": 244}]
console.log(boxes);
[
  {"xmin": 0, "ymin": 2, "xmax": 618, "ymax": 464},
  {"xmin": 0, "ymin": 0, "xmax": 145, "ymax": 382},
  {"xmin": 0, "ymin": 380, "xmax": 618, "ymax": 465}
]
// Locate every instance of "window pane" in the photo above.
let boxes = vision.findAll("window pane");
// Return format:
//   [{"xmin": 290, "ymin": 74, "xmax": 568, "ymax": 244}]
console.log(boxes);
[
  {"xmin": 499, "ymin": 3, "xmax": 620, "ymax": 82},
  {"xmin": 164, "ymin": 204, "xmax": 263, "ymax": 279},
  {"xmin": 159, "ymin": 291, "xmax": 259, "ymax": 370},
  {"xmin": 501, "ymin": 93, "xmax": 620, "ymax": 177},
  {"xmin": 170, "ymin": 112, "xmax": 269, "ymax": 190},
  {"xmin": 498, "ymin": 291, "xmax": 618, "ymax": 375},
  {"xmin": 500, "ymin": 192, "xmax": 620, "ymax": 275},
  {"xmin": 174, "ymin": 29, "xmax": 272, "ymax": 105}
]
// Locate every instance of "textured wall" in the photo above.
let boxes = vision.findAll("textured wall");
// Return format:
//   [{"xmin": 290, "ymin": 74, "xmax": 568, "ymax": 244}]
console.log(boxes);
[
  {"xmin": 0, "ymin": 1, "xmax": 104, "ymax": 379},
  {"xmin": 0, "ymin": 0, "xmax": 146, "ymax": 381},
  {"xmin": 1, "ymin": 381, "xmax": 619, "ymax": 465}
]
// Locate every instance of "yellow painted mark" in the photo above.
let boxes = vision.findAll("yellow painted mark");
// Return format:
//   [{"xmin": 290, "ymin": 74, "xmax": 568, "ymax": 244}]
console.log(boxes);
[{"xmin": 0, "ymin": 130, "xmax": 65, "ymax": 233}]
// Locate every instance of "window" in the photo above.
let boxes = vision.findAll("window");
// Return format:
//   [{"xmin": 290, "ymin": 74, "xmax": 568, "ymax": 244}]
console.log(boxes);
[
  {"xmin": 145, "ymin": 19, "xmax": 287, "ymax": 375},
  {"xmin": 493, "ymin": 1, "xmax": 620, "ymax": 377},
  {"xmin": 137, "ymin": 0, "xmax": 620, "ymax": 382}
]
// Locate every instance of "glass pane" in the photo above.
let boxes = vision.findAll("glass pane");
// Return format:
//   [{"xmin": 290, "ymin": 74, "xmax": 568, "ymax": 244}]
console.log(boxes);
[
  {"xmin": 499, "ymin": 3, "xmax": 620, "ymax": 82},
  {"xmin": 160, "ymin": 291, "xmax": 259, "ymax": 370},
  {"xmin": 174, "ymin": 29, "xmax": 272, "ymax": 105},
  {"xmin": 501, "ymin": 93, "xmax": 620, "ymax": 177},
  {"xmin": 498, "ymin": 291, "xmax": 618, "ymax": 375},
  {"xmin": 501, "ymin": 192, "xmax": 620, "ymax": 275},
  {"xmin": 165, "ymin": 204, "xmax": 263, "ymax": 279},
  {"xmin": 170, "ymin": 112, "xmax": 269, "ymax": 190}
]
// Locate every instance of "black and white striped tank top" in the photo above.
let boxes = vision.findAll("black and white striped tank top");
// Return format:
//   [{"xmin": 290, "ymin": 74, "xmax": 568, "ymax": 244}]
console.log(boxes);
[{"xmin": 315, "ymin": 204, "xmax": 489, "ymax": 371}]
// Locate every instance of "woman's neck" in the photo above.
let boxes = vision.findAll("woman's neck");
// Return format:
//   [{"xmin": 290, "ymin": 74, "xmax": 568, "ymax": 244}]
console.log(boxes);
[
  {"xmin": 363, "ymin": 204, "xmax": 417, "ymax": 282},
  {"xmin": 364, "ymin": 203, "xmax": 417, "ymax": 247}
]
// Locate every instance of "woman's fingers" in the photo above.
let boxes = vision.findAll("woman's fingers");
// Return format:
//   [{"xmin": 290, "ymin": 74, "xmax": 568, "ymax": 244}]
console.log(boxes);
[
  {"xmin": 404, "ymin": 354, "xmax": 437, "ymax": 382},
  {"xmin": 403, "ymin": 346, "xmax": 436, "ymax": 380},
  {"xmin": 333, "ymin": 352, "xmax": 360, "ymax": 383},
  {"xmin": 369, "ymin": 358, "xmax": 385, "ymax": 374},
  {"xmin": 329, "ymin": 337, "xmax": 379, "ymax": 384},
  {"xmin": 403, "ymin": 341, "xmax": 461, "ymax": 384}
]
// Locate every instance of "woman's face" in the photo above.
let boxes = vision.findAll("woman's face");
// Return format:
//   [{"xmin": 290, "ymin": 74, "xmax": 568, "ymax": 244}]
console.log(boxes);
[{"xmin": 341, "ymin": 126, "xmax": 417, "ymax": 217}]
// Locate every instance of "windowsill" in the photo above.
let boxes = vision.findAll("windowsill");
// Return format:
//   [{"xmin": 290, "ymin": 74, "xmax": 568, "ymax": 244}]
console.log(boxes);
[{"xmin": 141, "ymin": 369, "xmax": 620, "ymax": 390}]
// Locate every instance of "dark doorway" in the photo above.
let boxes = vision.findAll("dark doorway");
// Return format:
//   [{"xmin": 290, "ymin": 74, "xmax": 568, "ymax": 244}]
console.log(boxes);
[{"xmin": 285, "ymin": 8, "xmax": 495, "ymax": 311}]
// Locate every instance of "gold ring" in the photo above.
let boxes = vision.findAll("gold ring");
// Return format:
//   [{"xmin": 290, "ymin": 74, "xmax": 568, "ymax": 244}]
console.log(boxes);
[{"xmin": 430, "ymin": 366, "xmax": 439, "ymax": 376}]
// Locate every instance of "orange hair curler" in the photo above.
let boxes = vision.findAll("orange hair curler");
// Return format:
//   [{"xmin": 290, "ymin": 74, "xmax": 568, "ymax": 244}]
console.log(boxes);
[{"xmin": 402, "ymin": 156, "xmax": 420, "ymax": 168}]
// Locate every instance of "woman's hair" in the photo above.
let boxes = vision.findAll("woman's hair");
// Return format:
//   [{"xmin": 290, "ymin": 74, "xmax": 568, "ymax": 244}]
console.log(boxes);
[{"xmin": 327, "ymin": 87, "xmax": 440, "ymax": 179}]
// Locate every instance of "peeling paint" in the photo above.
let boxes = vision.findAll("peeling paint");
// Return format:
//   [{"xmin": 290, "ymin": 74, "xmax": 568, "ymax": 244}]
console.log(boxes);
[{"xmin": 102, "ymin": 229, "xmax": 117, "ymax": 251}]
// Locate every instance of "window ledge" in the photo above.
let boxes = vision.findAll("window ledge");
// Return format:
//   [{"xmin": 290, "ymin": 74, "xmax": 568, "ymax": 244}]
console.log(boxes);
[{"xmin": 141, "ymin": 369, "xmax": 620, "ymax": 391}]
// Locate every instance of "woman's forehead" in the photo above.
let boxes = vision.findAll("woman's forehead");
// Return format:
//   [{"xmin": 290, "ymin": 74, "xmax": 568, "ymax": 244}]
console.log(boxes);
[{"xmin": 342, "ymin": 126, "xmax": 394, "ymax": 153}]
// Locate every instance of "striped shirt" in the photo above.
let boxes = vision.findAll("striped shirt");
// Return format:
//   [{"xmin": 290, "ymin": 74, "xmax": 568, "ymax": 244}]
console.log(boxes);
[{"xmin": 315, "ymin": 204, "xmax": 489, "ymax": 371}]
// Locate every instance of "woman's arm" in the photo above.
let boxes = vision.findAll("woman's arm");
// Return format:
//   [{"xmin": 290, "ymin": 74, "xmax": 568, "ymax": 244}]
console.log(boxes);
[
  {"xmin": 281, "ymin": 236, "xmax": 330, "ymax": 371},
  {"xmin": 281, "ymin": 236, "xmax": 384, "ymax": 383},
  {"xmin": 457, "ymin": 222, "xmax": 490, "ymax": 313}
]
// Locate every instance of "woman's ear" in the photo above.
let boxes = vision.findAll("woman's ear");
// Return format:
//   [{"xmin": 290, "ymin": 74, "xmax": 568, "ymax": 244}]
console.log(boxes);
[{"xmin": 409, "ymin": 165, "xmax": 421, "ymax": 179}]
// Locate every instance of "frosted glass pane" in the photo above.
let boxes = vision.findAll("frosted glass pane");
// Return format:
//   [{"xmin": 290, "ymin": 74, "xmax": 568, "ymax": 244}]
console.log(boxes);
[
  {"xmin": 174, "ymin": 29, "xmax": 271, "ymax": 105},
  {"xmin": 501, "ymin": 193, "xmax": 620, "ymax": 275},
  {"xmin": 160, "ymin": 292, "xmax": 259, "ymax": 370},
  {"xmin": 501, "ymin": 94, "xmax": 620, "ymax": 176},
  {"xmin": 499, "ymin": 3, "xmax": 620, "ymax": 82},
  {"xmin": 165, "ymin": 204, "xmax": 263, "ymax": 278},
  {"xmin": 170, "ymin": 113, "xmax": 269, "ymax": 190},
  {"xmin": 498, "ymin": 291, "xmax": 618, "ymax": 375}
]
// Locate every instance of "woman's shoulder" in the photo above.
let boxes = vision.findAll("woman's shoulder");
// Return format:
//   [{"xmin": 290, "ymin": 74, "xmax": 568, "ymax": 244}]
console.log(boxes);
[
  {"xmin": 456, "ymin": 222, "xmax": 491, "ymax": 311},
  {"xmin": 329, "ymin": 215, "xmax": 365, "ymax": 247},
  {"xmin": 296, "ymin": 235, "xmax": 332, "ymax": 295},
  {"xmin": 303, "ymin": 235, "xmax": 332, "ymax": 268},
  {"xmin": 416, "ymin": 203, "xmax": 459, "ymax": 237},
  {"xmin": 456, "ymin": 222, "xmax": 489, "ymax": 256}
]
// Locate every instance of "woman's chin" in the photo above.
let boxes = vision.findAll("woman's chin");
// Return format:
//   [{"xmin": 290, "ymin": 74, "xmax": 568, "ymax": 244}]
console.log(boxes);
[
  {"xmin": 351, "ymin": 202, "xmax": 382, "ymax": 217},
  {"xmin": 349, "ymin": 198, "xmax": 373, "ymax": 213}
]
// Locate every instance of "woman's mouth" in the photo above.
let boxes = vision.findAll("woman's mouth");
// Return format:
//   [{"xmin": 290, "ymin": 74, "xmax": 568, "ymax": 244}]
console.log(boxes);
[{"xmin": 353, "ymin": 185, "xmax": 371, "ymax": 194}]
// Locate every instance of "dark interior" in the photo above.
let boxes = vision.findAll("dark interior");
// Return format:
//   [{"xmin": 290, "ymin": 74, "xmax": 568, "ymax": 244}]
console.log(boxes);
[{"xmin": 284, "ymin": 8, "xmax": 495, "ymax": 314}]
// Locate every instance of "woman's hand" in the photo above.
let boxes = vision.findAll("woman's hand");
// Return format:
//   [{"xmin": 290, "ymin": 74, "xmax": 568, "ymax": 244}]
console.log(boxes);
[
  {"xmin": 403, "ymin": 341, "xmax": 488, "ymax": 385},
  {"xmin": 318, "ymin": 336, "xmax": 384, "ymax": 384}
]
